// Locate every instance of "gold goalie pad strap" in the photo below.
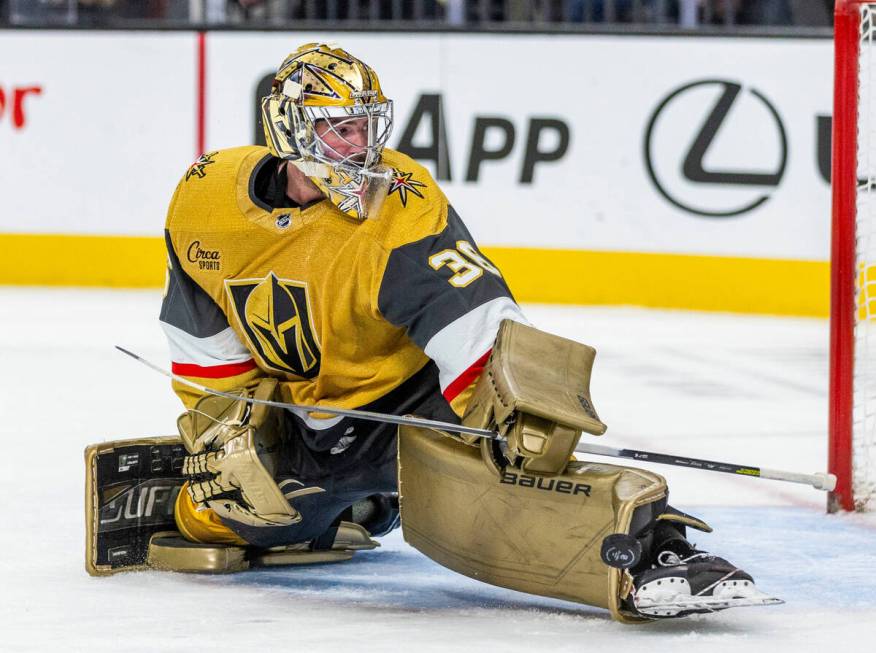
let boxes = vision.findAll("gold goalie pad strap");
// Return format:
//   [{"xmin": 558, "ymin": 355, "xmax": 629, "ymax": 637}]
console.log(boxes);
[
  {"xmin": 398, "ymin": 427, "xmax": 666, "ymax": 623},
  {"xmin": 462, "ymin": 319, "xmax": 607, "ymax": 475},
  {"xmin": 147, "ymin": 522, "xmax": 377, "ymax": 573},
  {"xmin": 148, "ymin": 531, "xmax": 250, "ymax": 573}
]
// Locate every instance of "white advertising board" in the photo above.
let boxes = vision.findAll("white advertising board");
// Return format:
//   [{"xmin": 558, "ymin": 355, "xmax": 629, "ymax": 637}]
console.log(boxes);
[
  {"xmin": 0, "ymin": 31, "xmax": 833, "ymax": 259},
  {"xmin": 207, "ymin": 33, "xmax": 834, "ymax": 261},
  {"xmin": 0, "ymin": 31, "xmax": 195, "ymax": 236}
]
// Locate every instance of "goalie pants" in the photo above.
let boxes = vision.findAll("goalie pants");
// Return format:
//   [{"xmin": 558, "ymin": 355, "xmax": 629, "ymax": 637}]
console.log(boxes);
[{"xmin": 227, "ymin": 361, "xmax": 460, "ymax": 549}]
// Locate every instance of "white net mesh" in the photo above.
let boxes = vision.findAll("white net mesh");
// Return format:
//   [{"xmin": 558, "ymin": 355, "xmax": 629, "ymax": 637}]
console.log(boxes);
[{"xmin": 854, "ymin": 4, "xmax": 876, "ymax": 510}]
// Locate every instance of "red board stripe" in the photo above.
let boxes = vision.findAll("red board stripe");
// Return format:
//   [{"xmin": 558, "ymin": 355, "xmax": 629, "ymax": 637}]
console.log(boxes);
[
  {"xmin": 172, "ymin": 359, "xmax": 257, "ymax": 379},
  {"xmin": 196, "ymin": 30, "xmax": 206, "ymax": 157},
  {"xmin": 443, "ymin": 349, "xmax": 491, "ymax": 403}
]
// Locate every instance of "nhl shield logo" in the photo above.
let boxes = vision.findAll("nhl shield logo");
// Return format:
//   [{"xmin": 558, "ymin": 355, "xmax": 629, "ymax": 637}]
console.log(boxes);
[{"xmin": 225, "ymin": 273, "xmax": 321, "ymax": 377}]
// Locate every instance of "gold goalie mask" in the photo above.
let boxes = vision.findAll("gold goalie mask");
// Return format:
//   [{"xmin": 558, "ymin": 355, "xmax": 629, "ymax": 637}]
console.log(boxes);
[{"xmin": 261, "ymin": 43, "xmax": 394, "ymax": 220}]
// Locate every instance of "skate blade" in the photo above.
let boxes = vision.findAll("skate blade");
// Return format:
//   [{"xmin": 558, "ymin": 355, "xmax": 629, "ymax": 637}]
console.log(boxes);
[{"xmin": 636, "ymin": 593, "xmax": 784, "ymax": 616}]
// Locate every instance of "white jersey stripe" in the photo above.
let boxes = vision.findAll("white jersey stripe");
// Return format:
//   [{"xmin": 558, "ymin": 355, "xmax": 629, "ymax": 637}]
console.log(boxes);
[
  {"xmin": 160, "ymin": 320, "xmax": 252, "ymax": 367},
  {"xmin": 423, "ymin": 297, "xmax": 529, "ymax": 393},
  {"xmin": 289, "ymin": 409, "xmax": 346, "ymax": 431}
]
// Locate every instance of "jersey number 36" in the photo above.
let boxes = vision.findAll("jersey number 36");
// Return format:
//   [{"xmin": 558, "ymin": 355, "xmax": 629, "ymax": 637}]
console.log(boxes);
[{"xmin": 428, "ymin": 240, "xmax": 501, "ymax": 288}]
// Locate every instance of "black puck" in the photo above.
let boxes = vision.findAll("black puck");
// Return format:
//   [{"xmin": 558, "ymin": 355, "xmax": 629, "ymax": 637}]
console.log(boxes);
[{"xmin": 600, "ymin": 533, "xmax": 642, "ymax": 569}]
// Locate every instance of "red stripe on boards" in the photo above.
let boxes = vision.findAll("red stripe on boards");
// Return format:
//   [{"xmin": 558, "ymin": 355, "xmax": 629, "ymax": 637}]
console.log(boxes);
[
  {"xmin": 196, "ymin": 31, "xmax": 207, "ymax": 157},
  {"xmin": 443, "ymin": 349, "xmax": 492, "ymax": 402},
  {"xmin": 172, "ymin": 359, "xmax": 257, "ymax": 379}
]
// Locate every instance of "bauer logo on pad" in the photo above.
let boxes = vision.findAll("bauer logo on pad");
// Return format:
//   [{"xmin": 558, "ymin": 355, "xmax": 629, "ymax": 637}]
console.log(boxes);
[{"xmin": 225, "ymin": 273, "xmax": 321, "ymax": 378}]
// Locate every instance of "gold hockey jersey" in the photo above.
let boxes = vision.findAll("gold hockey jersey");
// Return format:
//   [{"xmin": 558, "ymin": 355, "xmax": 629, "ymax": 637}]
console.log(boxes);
[{"xmin": 159, "ymin": 145, "xmax": 526, "ymax": 437}]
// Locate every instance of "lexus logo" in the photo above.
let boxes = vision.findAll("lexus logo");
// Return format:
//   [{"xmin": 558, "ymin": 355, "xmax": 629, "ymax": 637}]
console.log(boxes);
[{"xmin": 644, "ymin": 80, "xmax": 788, "ymax": 218}]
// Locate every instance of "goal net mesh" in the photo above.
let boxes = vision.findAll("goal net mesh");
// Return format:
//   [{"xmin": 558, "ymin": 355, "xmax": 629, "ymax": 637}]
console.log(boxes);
[{"xmin": 854, "ymin": 4, "xmax": 876, "ymax": 510}]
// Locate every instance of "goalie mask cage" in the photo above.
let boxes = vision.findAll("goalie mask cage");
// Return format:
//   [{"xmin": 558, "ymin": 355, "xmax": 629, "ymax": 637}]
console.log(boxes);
[{"xmin": 831, "ymin": 0, "xmax": 876, "ymax": 512}]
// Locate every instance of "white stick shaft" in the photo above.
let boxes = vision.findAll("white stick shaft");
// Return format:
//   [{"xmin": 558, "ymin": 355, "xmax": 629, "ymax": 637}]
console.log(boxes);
[
  {"xmin": 576, "ymin": 442, "xmax": 837, "ymax": 492},
  {"xmin": 759, "ymin": 468, "xmax": 837, "ymax": 491}
]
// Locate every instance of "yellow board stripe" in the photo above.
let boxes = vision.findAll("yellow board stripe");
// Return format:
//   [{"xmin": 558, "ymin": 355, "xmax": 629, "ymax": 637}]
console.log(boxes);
[
  {"xmin": 0, "ymin": 233, "xmax": 829, "ymax": 317},
  {"xmin": 486, "ymin": 247, "xmax": 829, "ymax": 317},
  {"xmin": 0, "ymin": 233, "xmax": 166, "ymax": 288}
]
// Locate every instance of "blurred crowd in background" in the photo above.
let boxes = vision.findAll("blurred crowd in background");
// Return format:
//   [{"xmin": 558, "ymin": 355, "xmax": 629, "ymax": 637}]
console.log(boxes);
[{"xmin": 0, "ymin": 0, "xmax": 835, "ymax": 28}]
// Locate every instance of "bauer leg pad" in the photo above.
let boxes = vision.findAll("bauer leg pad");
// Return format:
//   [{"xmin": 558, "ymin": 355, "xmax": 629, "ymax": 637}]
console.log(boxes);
[{"xmin": 397, "ymin": 427, "xmax": 667, "ymax": 623}]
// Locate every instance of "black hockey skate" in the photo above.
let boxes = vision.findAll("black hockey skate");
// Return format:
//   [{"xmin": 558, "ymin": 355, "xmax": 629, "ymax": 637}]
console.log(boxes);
[{"xmin": 628, "ymin": 524, "xmax": 782, "ymax": 619}]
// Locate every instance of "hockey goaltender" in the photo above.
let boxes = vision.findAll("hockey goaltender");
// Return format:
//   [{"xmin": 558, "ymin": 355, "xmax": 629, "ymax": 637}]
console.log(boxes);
[{"xmin": 84, "ymin": 43, "xmax": 779, "ymax": 622}]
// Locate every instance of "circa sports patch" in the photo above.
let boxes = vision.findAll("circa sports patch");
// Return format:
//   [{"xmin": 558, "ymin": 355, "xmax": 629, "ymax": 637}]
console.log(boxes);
[{"xmin": 225, "ymin": 273, "xmax": 321, "ymax": 378}]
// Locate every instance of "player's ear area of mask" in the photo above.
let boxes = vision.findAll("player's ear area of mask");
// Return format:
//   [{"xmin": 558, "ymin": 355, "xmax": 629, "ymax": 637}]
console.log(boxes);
[{"xmin": 260, "ymin": 94, "xmax": 300, "ymax": 160}]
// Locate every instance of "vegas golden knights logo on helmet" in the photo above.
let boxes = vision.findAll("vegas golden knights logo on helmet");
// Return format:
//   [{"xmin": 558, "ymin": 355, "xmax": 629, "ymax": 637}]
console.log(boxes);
[{"xmin": 225, "ymin": 273, "xmax": 321, "ymax": 377}]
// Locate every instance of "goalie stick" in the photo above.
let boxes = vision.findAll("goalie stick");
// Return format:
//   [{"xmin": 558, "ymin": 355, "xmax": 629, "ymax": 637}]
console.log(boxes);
[
  {"xmin": 118, "ymin": 346, "xmax": 836, "ymax": 492},
  {"xmin": 116, "ymin": 346, "xmax": 499, "ymax": 440},
  {"xmin": 574, "ymin": 442, "xmax": 837, "ymax": 492}
]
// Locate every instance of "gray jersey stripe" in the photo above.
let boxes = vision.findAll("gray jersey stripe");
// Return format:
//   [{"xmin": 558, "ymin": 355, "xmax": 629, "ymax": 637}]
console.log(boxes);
[
  {"xmin": 377, "ymin": 205, "xmax": 515, "ymax": 350},
  {"xmin": 159, "ymin": 230, "xmax": 231, "ymax": 338}
]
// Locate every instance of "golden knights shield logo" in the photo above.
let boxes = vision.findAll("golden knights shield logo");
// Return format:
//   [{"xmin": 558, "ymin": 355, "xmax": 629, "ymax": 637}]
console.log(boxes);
[{"xmin": 225, "ymin": 273, "xmax": 321, "ymax": 377}]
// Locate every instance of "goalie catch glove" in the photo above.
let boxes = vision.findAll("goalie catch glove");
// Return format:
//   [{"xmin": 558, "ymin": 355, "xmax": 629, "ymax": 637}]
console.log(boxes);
[{"xmin": 177, "ymin": 378, "xmax": 303, "ymax": 529}]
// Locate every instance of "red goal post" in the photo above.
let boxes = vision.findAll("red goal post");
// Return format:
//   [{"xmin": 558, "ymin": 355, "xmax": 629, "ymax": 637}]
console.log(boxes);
[{"xmin": 830, "ymin": 0, "xmax": 876, "ymax": 512}]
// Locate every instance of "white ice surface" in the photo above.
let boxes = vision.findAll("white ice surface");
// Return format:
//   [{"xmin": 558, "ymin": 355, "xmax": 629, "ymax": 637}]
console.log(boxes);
[{"xmin": 1, "ymin": 288, "xmax": 875, "ymax": 652}]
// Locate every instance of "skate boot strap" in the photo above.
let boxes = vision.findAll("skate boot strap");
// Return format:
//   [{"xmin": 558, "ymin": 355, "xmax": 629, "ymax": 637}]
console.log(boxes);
[
  {"xmin": 632, "ymin": 506, "xmax": 712, "ymax": 541},
  {"xmin": 654, "ymin": 506, "xmax": 712, "ymax": 534}
]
